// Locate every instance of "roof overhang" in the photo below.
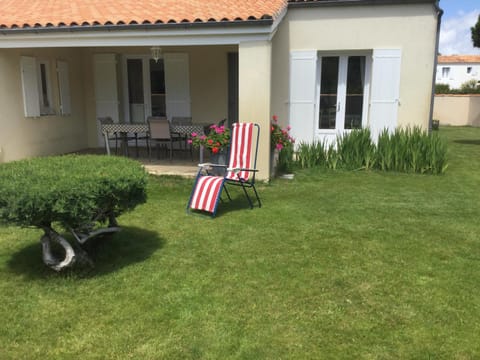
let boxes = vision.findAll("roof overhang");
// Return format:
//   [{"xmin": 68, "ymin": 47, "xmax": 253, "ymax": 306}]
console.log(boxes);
[
  {"xmin": 288, "ymin": 0, "xmax": 438, "ymax": 8},
  {"xmin": 0, "ymin": 11, "xmax": 287, "ymax": 48}
]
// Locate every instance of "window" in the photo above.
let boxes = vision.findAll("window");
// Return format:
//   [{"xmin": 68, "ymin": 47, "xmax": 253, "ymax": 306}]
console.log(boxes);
[
  {"xmin": 20, "ymin": 56, "xmax": 62, "ymax": 117},
  {"xmin": 467, "ymin": 66, "xmax": 472, "ymax": 74},
  {"xmin": 318, "ymin": 55, "xmax": 367, "ymax": 131},
  {"xmin": 37, "ymin": 60, "xmax": 54, "ymax": 115},
  {"xmin": 442, "ymin": 67, "xmax": 450, "ymax": 78}
]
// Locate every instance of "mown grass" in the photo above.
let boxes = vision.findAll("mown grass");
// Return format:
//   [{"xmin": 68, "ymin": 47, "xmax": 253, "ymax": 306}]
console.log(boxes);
[{"xmin": 1, "ymin": 127, "xmax": 480, "ymax": 359}]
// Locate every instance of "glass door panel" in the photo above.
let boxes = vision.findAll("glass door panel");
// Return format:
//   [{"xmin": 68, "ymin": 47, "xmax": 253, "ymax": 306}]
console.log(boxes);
[
  {"xmin": 127, "ymin": 59, "xmax": 145, "ymax": 123},
  {"xmin": 150, "ymin": 59, "xmax": 166, "ymax": 117},
  {"xmin": 345, "ymin": 56, "xmax": 366, "ymax": 129},
  {"xmin": 319, "ymin": 57, "xmax": 339, "ymax": 130}
]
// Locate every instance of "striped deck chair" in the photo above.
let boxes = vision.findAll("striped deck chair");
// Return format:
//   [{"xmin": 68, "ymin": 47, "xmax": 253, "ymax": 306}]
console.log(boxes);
[{"xmin": 187, "ymin": 122, "xmax": 262, "ymax": 217}]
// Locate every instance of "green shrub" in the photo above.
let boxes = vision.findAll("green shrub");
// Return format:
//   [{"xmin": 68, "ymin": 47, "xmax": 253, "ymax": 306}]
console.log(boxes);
[
  {"xmin": 277, "ymin": 143, "xmax": 295, "ymax": 174},
  {"xmin": 336, "ymin": 128, "xmax": 376, "ymax": 170},
  {"xmin": 0, "ymin": 155, "xmax": 148, "ymax": 230},
  {"xmin": 435, "ymin": 83, "xmax": 450, "ymax": 94},
  {"xmin": 435, "ymin": 80, "xmax": 480, "ymax": 94},
  {"xmin": 296, "ymin": 141, "xmax": 327, "ymax": 169},
  {"xmin": 296, "ymin": 127, "xmax": 448, "ymax": 175}
]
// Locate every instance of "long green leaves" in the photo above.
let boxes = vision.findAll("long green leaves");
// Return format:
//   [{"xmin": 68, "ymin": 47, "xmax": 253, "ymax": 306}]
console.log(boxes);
[{"xmin": 296, "ymin": 127, "xmax": 448, "ymax": 174}]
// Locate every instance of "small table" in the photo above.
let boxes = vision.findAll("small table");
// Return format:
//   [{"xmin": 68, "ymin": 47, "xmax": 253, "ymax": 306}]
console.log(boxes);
[{"xmin": 101, "ymin": 123, "xmax": 208, "ymax": 161}]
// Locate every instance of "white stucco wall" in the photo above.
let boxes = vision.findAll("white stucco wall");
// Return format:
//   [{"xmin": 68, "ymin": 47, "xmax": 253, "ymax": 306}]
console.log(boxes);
[
  {"xmin": 436, "ymin": 63, "xmax": 480, "ymax": 89},
  {"xmin": 0, "ymin": 48, "xmax": 87, "ymax": 162},
  {"xmin": 270, "ymin": 2, "xmax": 438, "ymax": 132}
]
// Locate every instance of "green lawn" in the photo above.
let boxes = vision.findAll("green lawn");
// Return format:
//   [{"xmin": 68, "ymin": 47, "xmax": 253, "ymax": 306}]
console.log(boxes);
[{"xmin": 1, "ymin": 126, "xmax": 480, "ymax": 359}]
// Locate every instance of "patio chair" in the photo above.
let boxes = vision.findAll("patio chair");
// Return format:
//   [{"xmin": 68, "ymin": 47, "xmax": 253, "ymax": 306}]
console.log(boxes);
[
  {"xmin": 147, "ymin": 116, "xmax": 181, "ymax": 160},
  {"xmin": 187, "ymin": 122, "xmax": 261, "ymax": 217},
  {"xmin": 171, "ymin": 116, "xmax": 193, "ymax": 152},
  {"xmin": 98, "ymin": 117, "xmax": 119, "ymax": 155}
]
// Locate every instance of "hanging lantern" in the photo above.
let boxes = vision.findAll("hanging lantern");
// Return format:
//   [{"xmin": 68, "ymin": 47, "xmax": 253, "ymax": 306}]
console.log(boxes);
[{"xmin": 150, "ymin": 46, "xmax": 162, "ymax": 63}]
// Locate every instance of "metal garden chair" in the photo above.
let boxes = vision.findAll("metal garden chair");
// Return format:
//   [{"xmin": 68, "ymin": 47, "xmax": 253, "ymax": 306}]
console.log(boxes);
[{"xmin": 187, "ymin": 122, "xmax": 261, "ymax": 217}]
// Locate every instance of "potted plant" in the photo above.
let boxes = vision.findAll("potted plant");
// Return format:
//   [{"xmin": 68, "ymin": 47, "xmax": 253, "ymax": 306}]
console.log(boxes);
[
  {"xmin": 271, "ymin": 115, "xmax": 295, "ymax": 178},
  {"xmin": 189, "ymin": 124, "xmax": 231, "ymax": 174}
]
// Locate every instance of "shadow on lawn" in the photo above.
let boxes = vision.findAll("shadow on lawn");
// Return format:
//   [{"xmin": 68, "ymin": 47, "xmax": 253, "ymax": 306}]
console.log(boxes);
[
  {"xmin": 454, "ymin": 139, "xmax": 480, "ymax": 145},
  {"xmin": 213, "ymin": 193, "xmax": 262, "ymax": 218},
  {"xmin": 7, "ymin": 226, "xmax": 164, "ymax": 279}
]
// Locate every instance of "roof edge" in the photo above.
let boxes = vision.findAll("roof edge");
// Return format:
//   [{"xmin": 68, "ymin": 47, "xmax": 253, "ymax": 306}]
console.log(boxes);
[
  {"xmin": 288, "ymin": 0, "xmax": 437, "ymax": 8},
  {"xmin": 0, "ymin": 18, "xmax": 274, "ymax": 35}
]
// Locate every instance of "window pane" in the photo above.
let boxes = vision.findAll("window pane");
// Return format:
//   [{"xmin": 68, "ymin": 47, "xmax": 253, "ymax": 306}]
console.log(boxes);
[
  {"xmin": 319, "ymin": 57, "xmax": 339, "ymax": 129},
  {"xmin": 150, "ymin": 59, "xmax": 166, "ymax": 117},
  {"xmin": 345, "ymin": 56, "xmax": 365, "ymax": 129},
  {"xmin": 40, "ymin": 63, "xmax": 49, "ymax": 107}
]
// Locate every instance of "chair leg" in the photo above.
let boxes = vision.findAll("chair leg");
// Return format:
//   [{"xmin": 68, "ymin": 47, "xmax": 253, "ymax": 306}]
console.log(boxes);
[
  {"xmin": 135, "ymin": 134, "xmax": 139, "ymax": 158},
  {"xmin": 252, "ymin": 185, "xmax": 262, "ymax": 208},
  {"xmin": 240, "ymin": 184, "xmax": 254, "ymax": 209},
  {"xmin": 147, "ymin": 139, "xmax": 151, "ymax": 161}
]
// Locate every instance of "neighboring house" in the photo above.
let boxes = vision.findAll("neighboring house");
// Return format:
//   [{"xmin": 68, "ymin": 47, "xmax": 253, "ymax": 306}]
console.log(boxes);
[
  {"xmin": 436, "ymin": 55, "xmax": 480, "ymax": 89},
  {"xmin": 0, "ymin": 0, "xmax": 441, "ymax": 180}
]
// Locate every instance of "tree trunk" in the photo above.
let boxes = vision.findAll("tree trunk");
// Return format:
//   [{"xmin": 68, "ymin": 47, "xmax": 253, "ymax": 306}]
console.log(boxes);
[{"xmin": 40, "ymin": 227, "xmax": 77, "ymax": 271}]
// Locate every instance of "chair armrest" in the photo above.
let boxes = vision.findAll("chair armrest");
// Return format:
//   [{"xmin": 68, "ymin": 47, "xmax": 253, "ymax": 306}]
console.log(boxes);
[
  {"xmin": 227, "ymin": 167, "xmax": 258, "ymax": 173},
  {"xmin": 198, "ymin": 163, "xmax": 228, "ymax": 168}
]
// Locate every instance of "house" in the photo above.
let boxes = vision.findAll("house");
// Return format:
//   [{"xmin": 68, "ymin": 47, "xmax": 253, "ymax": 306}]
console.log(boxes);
[
  {"xmin": 436, "ymin": 55, "xmax": 480, "ymax": 90},
  {"xmin": 0, "ymin": 0, "xmax": 441, "ymax": 180}
]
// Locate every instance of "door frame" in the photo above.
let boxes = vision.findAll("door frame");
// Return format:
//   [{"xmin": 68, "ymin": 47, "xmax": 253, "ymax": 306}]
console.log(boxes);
[
  {"xmin": 314, "ymin": 51, "xmax": 372, "ymax": 144},
  {"xmin": 122, "ymin": 54, "xmax": 153, "ymax": 124}
]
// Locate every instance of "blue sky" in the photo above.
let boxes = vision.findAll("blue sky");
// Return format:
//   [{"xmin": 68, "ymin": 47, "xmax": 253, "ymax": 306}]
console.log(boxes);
[{"xmin": 439, "ymin": 0, "xmax": 480, "ymax": 55}]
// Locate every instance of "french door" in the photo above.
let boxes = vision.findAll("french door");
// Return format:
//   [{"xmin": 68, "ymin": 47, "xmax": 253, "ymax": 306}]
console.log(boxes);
[
  {"xmin": 123, "ymin": 56, "xmax": 166, "ymax": 123},
  {"xmin": 123, "ymin": 53, "xmax": 190, "ymax": 124},
  {"xmin": 316, "ymin": 54, "xmax": 371, "ymax": 144}
]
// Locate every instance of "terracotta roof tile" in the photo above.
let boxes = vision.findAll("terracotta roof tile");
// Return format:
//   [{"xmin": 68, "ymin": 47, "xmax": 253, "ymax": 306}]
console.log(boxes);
[
  {"xmin": 438, "ymin": 55, "xmax": 480, "ymax": 64},
  {"xmin": 0, "ymin": 0, "xmax": 287, "ymax": 30}
]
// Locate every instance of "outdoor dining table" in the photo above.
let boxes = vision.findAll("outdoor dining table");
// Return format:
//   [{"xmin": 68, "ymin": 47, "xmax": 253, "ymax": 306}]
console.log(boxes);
[{"xmin": 101, "ymin": 123, "xmax": 208, "ymax": 162}]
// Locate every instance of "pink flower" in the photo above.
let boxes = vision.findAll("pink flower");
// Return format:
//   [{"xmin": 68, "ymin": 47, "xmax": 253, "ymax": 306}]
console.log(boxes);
[
  {"xmin": 272, "ymin": 115, "xmax": 278, "ymax": 122},
  {"xmin": 287, "ymin": 126, "xmax": 291, "ymax": 131},
  {"xmin": 191, "ymin": 132, "xmax": 197, "ymax": 137},
  {"xmin": 276, "ymin": 143, "xmax": 283, "ymax": 150},
  {"xmin": 215, "ymin": 126, "xmax": 224, "ymax": 134},
  {"xmin": 187, "ymin": 139, "xmax": 193, "ymax": 144},
  {"xmin": 200, "ymin": 135, "xmax": 207, "ymax": 141}
]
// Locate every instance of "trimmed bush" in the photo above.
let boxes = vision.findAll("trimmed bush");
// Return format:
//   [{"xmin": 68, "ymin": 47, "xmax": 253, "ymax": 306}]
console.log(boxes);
[{"xmin": 0, "ymin": 154, "xmax": 148, "ymax": 229}]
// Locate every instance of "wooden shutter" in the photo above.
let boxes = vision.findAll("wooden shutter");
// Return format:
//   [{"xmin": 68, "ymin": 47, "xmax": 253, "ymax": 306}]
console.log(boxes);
[
  {"xmin": 93, "ymin": 54, "xmax": 119, "ymax": 122},
  {"xmin": 164, "ymin": 53, "xmax": 191, "ymax": 120},
  {"xmin": 289, "ymin": 50, "xmax": 317, "ymax": 145},
  {"xmin": 57, "ymin": 60, "xmax": 71, "ymax": 115},
  {"xmin": 20, "ymin": 56, "xmax": 40, "ymax": 117},
  {"xmin": 369, "ymin": 49, "xmax": 402, "ymax": 141}
]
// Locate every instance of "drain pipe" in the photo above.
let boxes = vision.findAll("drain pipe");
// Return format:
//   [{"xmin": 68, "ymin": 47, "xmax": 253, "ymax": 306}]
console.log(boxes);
[{"xmin": 428, "ymin": 0, "xmax": 443, "ymax": 133}]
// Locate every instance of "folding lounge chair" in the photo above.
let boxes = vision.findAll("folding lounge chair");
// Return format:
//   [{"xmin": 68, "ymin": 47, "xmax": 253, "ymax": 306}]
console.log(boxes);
[{"xmin": 187, "ymin": 122, "xmax": 262, "ymax": 217}]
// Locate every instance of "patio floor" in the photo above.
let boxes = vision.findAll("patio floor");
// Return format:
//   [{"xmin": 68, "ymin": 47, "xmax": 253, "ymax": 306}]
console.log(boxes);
[{"xmin": 76, "ymin": 147, "xmax": 201, "ymax": 177}]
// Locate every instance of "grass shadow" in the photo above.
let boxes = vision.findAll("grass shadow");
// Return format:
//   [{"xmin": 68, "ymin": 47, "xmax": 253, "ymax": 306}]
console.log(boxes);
[
  {"xmin": 453, "ymin": 139, "xmax": 480, "ymax": 145},
  {"xmin": 214, "ymin": 192, "xmax": 262, "ymax": 218},
  {"xmin": 7, "ymin": 226, "xmax": 164, "ymax": 279}
]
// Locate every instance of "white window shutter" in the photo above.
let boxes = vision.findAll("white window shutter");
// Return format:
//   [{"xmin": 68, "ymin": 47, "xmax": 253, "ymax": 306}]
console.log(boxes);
[
  {"xmin": 20, "ymin": 56, "xmax": 40, "ymax": 117},
  {"xmin": 57, "ymin": 60, "xmax": 71, "ymax": 115},
  {"xmin": 369, "ymin": 49, "xmax": 402, "ymax": 141},
  {"xmin": 289, "ymin": 50, "xmax": 317, "ymax": 145},
  {"xmin": 93, "ymin": 54, "xmax": 119, "ymax": 121},
  {"xmin": 164, "ymin": 53, "xmax": 191, "ymax": 120}
]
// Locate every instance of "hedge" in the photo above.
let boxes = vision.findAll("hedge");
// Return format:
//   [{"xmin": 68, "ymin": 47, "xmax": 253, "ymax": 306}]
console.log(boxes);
[{"xmin": 0, "ymin": 154, "xmax": 148, "ymax": 230}]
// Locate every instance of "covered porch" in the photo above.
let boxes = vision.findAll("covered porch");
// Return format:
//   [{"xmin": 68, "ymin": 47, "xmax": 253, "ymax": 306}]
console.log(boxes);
[{"xmin": 0, "ymin": 19, "xmax": 279, "ymax": 180}]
